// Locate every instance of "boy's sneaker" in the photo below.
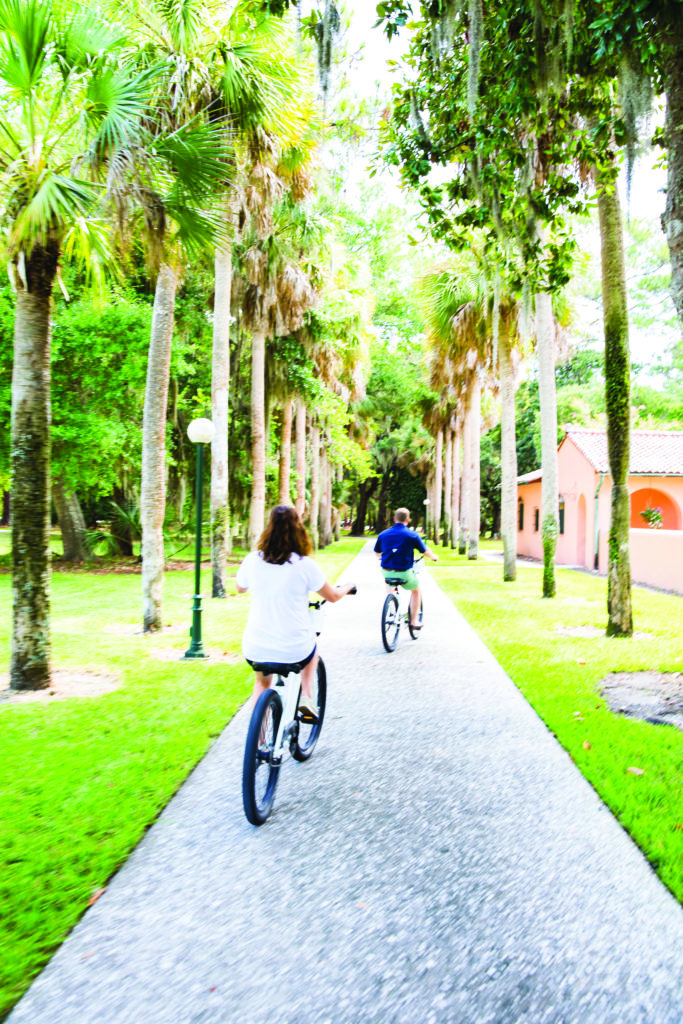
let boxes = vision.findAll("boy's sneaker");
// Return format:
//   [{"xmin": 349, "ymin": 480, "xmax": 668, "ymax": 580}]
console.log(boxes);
[{"xmin": 298, "ymin": 695, "xmax": 319, "ymax": 721}]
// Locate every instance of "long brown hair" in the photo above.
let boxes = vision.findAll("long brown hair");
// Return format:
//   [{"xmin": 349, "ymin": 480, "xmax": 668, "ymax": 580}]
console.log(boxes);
[{"xmin": 258, "ymin": 506, "xmax": 312, "ymax": 564}]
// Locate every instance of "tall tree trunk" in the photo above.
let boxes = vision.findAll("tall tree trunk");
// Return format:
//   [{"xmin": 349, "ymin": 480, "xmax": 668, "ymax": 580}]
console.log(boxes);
[
  {"xmin": 443, "ymin": 427, "xmax": 452, "ymax": 547},
  {"xmin": 141, "ymin": 262, "xmax": 178, "ymax": 631},
  {"xmin": 662, "ymin": 19, "xmax": 683, "ymax": 326},
  {"xmin": 318, "ymin": 447, "xmax": 333, "ymax": 546},
  {"xmin": 10, "ymin": 241, "xmax": 58, "ymax": 690},
  {"xmin": 451, "ymin": 420, "xmax": 461, "ymax": 549},
  {"xmin": 375, "ymin": 468, "xmax": 392, "ymax": 533},
  {"xmin": 352, "ymin": 477, "xmax": 377, "ymax": 535},
  {"xmin": 535, "ymin": 290, "xmax": 558, "ymax": 598},
  {"xmin": 499, "ymin": 331, "xmax": 518, "ymax": 581},
  {"xmin": 467, "ymin": 374, "xmax": 481, "ymax": 560},
  {"xmin": 248, "ymin": 327, "xmax": 267, "ymax": 549},
  {"xmin": 309, "ymin": 421, "xmax": 320, "ymax": 549},
  {"xmin": 433, "ymin": 428, "xmax": 443, "ymax": 544},
  {"xmin": 294, "ymin": 397, "xmax": 306, "ymax": 517},
  {"xmin": 459, "ymin": 385, "xmax": 472, "ymax": 554},
  {"xmin": 278, "ymin": 399, "xmax": 293, "ymax": 505},
  {"xmin": 1, "ymin": 491, "xmax": 10, "ymax": 526},
  {"xmin": 597, "ymin": 171, "xmax": 633, "ymax": 636},
  {"xmin": 210, "ymin": 224, "xmax": 232, "ymax": 598},
  {"xmin": 53, "ymin": 478, "xmax": 88, "ymax": 562}
]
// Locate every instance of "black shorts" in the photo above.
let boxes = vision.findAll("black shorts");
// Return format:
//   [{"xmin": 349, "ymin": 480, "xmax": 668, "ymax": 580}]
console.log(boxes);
[{"xmin": 246, "ymin": 646, "xmax": 317, "ymax": 678}]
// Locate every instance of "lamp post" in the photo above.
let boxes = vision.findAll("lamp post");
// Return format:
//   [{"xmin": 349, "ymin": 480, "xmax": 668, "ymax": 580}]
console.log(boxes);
[
  {"xmin": 184, "ymin": 417, "xmax": 215, "ymax": 659},
  {"xmin": 423, "ymin": 497, "xmax": 430, "ymax": 537}
]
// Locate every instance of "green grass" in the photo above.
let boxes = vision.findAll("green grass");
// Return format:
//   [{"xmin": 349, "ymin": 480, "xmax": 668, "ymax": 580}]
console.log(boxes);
[
  {"xmin": 431, "ymin": 544, "xmax": 683, "ymax": 903},
  {"xmin": 0, "ymin": 535, "xmax": 365, "ymax": 1020}
]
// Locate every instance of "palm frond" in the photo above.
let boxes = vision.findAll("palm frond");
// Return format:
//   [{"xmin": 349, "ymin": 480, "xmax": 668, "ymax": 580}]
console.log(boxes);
[
  {"xmin": 10, "ymin": 172, "xmax": 99, "ymax": 248},
  {"xmin": 153, "ymin": 116, "xmax": 232, "ymax": 198},
  {"xmin": 154, "ymin": 0, "xmax": 205, "ymax": 53},
  {"xmin": 0, "ymin": 0, "xmax": 52, "ymax": 95}
]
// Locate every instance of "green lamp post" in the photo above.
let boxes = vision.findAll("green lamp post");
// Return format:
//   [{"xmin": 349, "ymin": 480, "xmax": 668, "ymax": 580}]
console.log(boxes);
[{"xmin": 184, "ymin": 417, "xmax": 215, "ymax": 659}]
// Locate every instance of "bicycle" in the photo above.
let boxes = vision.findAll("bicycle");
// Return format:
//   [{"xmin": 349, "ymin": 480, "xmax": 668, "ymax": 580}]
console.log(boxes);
[
  {"xmin": 242, "ymin": 590, "xmax": 356, "ymax": 826},
  {"xmin": 380, "ymin": 557, "xmax": 424, "ymax": 653}
]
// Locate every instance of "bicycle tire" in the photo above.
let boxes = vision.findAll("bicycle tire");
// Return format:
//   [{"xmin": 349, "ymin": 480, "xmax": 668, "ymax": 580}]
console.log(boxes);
[
  {"xmin": 292, "ymin": 657, "xmax": 327, "ymax": 762},
  {"xmin": 408, "ymin": 598, "xmax": 424, "ymax": 640},
  {"xmin": 381, "ymin": 593, "xmax": 401, "ymax": 652},
  {"xmin": 242, "ymin": 688, "xmax": 282, "ymax": 825}
]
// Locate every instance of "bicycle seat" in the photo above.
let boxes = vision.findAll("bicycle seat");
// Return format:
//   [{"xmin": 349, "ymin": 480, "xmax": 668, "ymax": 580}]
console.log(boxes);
[
  {"xmin": 248, "ymin": 658, "xmax": 308, "ymax": 677},
  {"xmin": 384, "ymin": 577, "xmax": 406, "ymax": 587}
]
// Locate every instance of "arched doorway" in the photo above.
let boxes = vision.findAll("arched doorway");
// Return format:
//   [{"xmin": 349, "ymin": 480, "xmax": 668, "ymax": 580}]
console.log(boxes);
[{"xmin": 630, "ymin": 487, "xmax": 681, "ymax": 530}]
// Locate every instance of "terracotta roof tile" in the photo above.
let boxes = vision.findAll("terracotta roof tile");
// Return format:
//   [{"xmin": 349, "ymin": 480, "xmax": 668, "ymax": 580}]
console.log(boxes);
[{"xmin": 562, "ymin": 428, "xmax": 683, "ymax": 476}]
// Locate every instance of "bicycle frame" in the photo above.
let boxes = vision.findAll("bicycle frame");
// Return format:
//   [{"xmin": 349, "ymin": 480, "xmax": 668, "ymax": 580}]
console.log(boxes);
[{"xmin": 271, "ymin": 671, "xmax": 303, "ymax": 762}]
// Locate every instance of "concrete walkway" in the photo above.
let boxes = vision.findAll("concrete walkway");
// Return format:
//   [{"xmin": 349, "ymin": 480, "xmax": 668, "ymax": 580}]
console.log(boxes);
[{"xmin": 9, "ymin": 543, "xmax": 683, "ymax": 1024}]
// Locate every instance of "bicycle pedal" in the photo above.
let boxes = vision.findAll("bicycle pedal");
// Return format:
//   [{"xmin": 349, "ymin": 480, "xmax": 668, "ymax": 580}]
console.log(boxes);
[{"xmin": 298, "ymin": 711, "xmax": 319, "ymax": 723}]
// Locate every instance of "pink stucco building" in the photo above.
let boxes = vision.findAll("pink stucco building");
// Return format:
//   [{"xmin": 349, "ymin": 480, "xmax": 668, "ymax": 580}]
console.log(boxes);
[{"xmin": 516, "ymin": 428, "xmax": 683, "ymax": 594}]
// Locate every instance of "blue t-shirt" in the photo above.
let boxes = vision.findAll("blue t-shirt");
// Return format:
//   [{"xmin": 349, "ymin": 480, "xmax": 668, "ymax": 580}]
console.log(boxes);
[{"xmin": 374, "ymin": 522, "xmax": 426, "ymax": 571}]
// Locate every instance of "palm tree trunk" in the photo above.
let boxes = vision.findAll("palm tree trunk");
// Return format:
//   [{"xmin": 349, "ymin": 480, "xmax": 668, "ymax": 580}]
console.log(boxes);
[
  {"xmin": 248, "ymin": 327, "xmax": 267, "ymax": 549},
  {"xmin": 535, "ymin": 290, "xmax": 558, "ymax": 598},
  {"xmin": 433, "ymin": 428, "xmax": 443, "ymax": 544},
  {"xmin": 309, "ymin": 420, "xmax": 320, "ymax": 549},
  {"xmin": 210, "ymin": 228, "xmax": 231, "ymax": 598},
  {"xmin": 278, "ymin": 399, "xmax": 293, "ymax": 505},
  {"xmin": 499, "ymin": 330, "xmax": 518, "ymax": 581},
  {"xmin": 295, "ymin": 397, "xmax": 306, "ymax": 516},
  {"xmin": 141, "ymin": 262, "xmax": 178, "ymax": 631},
  {"xmin": 53, "ymin": 478, "xmax": 88, "ymax": 562},
  {"xmin": 10, "ymin": 241, "xmax": 59, "ymax": 690},
  {"xmin": 443, "ymin": 427, "xmax": 452, "ymax": 548},
  {"xmin": 467, "ymin": 374, "xmax": 481, "ymax": 560},
  {"xmin": 459, "ymin": 385, "xmax": 472, "ymax": 554},
  {"xmin": 597, "ymin": 172, "xmax": 633, "ymax": 635},
  {"xmin": 451, "ymin": 420, "xmax": 461, "ymax": 549}
]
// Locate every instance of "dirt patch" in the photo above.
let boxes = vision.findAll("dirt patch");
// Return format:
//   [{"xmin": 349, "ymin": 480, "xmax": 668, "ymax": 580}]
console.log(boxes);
[
  {"xmin": 600, "ymin": 671, "xmax": 683, "ymax": 730},
  {"xmin": 102, "ymin": 622, "xmax": 187, "ymax": 637},
  {"xmin": 0, "ymin": 669, "xmax": 120, "ymax": 707}
]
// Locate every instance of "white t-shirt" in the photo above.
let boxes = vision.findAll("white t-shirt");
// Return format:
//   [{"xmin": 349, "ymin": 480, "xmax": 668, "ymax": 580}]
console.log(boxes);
[{"xmin": 236, "ymin": 551, "xmax": 326, "ymax": 662}]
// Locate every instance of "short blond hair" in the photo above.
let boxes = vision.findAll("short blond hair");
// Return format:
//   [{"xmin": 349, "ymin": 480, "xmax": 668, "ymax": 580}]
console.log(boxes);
[{"xmin": 394, "ymin": 508, "xmax": 410, "ymax": 523}]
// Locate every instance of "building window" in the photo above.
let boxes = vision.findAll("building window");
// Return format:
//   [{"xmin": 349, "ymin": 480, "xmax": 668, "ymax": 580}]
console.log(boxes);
[
  {"xmin": 559, "ymin": 499, "xmax": 565, "ymax": 535},
  {"xmin": 518, "ymin": 500, "xmax": 524, "ymax": 531},
  {"xmin": 534, "ymin": 508, "xmax": 539, "ymax": 532}
]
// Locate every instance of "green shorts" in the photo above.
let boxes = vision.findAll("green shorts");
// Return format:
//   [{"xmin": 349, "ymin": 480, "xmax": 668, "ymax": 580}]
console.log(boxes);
[{"xmin": 382, "ymin": 567, "xmax": 419, "ymax": 590}]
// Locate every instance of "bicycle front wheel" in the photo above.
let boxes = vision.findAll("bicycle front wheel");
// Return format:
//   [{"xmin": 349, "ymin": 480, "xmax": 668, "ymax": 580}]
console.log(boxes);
[
  {"xmin": 293, "ymin": 657, "xmax": 327, "ymax": 762},
  {"xmin": 408, "ymin": 597, "xmax": 424, "ymax": 639},
  {"xmin": 381, "ymin": 593, "xmax": 401, "ymax": 652},
  {"xmin": 242, "ymin": 688, "xmax": 282, "ymax": 826}
]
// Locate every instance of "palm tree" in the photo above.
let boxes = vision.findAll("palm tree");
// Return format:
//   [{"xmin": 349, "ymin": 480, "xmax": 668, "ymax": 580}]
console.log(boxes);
[
  {"xmin": 104, "ymin": 0, "xmax": 234, "ymax": 629},
  {"xmin": 206, "ymin": 7, "xmax": 304, "ymax": 594},
  {"xmin": 0, "ymin": 0, "xmax": 155, "ymax": 688},
  {"xmin": 419, "ymin": 260, "xmax": 489, "ymax": 560}
]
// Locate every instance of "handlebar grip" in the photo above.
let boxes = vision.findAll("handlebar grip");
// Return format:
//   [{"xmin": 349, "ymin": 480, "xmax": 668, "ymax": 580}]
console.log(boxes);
[{"xmin": 349, "ymin": 586, "xmax": 357, "ymax": 595}]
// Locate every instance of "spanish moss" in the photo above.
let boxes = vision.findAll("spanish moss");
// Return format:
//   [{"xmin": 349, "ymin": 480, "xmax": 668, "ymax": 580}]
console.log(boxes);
[
  {"xmin": 619, "ymin": 54, "xmax": 653, "ymax": 208},
  {"xmin": 313, "ymin": 0, "xmax": 341, "ymax": 113}
]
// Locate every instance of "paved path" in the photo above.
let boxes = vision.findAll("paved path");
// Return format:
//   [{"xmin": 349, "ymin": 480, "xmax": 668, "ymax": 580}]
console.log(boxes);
[{"xmin": 9, "ymin": 544, "xmax": 683, "ymax": 1024}]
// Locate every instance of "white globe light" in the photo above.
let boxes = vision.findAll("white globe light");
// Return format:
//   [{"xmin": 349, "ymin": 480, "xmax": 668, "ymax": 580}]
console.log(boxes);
[
  {"xmin": 423, "ymin": 498, "xmax": 430, "ymax": 505},
  {"xmin": 187, "ymin": 418, "xmax": 215, "ymax": 444}
]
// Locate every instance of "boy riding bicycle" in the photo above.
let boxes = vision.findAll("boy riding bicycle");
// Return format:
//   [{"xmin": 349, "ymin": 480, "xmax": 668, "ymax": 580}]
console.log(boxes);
[{"xmin": 374, "ymin": 508, "xmax": 438, "ymax": 627}]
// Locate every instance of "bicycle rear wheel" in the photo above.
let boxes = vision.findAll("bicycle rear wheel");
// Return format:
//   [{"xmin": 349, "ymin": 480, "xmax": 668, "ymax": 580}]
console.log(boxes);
[
  {"xmin": 292, "ymin": 657, "xmax": 327, "ymax": 762},
  {"xmin": 408, "ymin": 598, "xmax": 424, "ymax": 639},
  {"xmin": 242, "ymin": 688, "xmax": 282, "ymax": 825},
  {"xmin": 381, "ymin": 593, "xmax": 401, "ymax": 652}
]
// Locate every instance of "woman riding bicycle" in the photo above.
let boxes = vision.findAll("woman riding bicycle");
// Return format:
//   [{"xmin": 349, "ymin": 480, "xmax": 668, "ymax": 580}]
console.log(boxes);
[{"xmin": 235, "ymin": 505, "xmax": 356, "ymax": 720}]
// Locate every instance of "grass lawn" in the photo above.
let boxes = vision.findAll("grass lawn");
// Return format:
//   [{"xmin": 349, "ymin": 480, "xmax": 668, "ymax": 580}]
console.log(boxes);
[
  {"xmin": 0, "ymin": 535, "xmax": 365, "ymax": 1020},
  {"xmin": 431, "ymin": 544, "xmax": 683, "ymax": 904}
]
